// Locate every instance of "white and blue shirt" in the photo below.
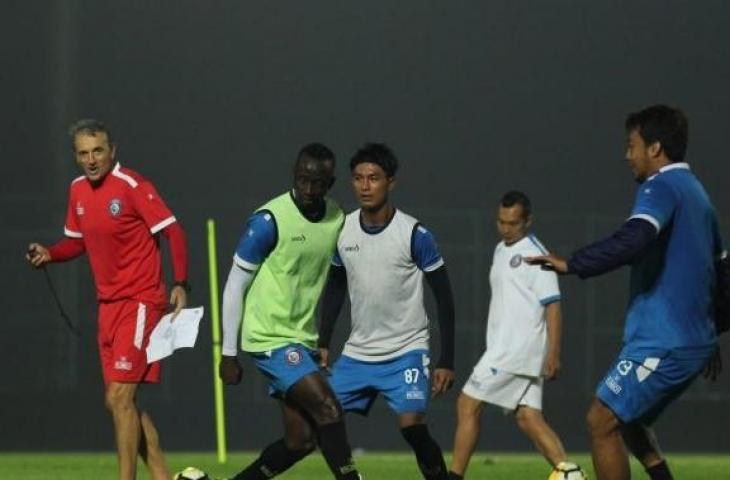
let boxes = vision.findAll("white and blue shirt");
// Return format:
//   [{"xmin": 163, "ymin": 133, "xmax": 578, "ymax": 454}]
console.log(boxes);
[
  {"xmin": 624, "ymin": 162, "xmax": 719, "ymax": 353},
  {"xmin": 334, "ymin": 209, "xmax": 444, "ymax": 361},
  {"xmin": 483, "ymin": 234, "xmax": 561, "ymax": 377}
]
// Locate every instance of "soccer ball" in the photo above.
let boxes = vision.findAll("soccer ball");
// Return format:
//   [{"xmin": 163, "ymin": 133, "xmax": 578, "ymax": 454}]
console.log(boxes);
[
  {"xmin": 173, "ymin": 466, "xmax": 210, "ymax": 480},
  {"xmin": 548, "ymin": 461, "xmax": 588, "ymax": 480}
]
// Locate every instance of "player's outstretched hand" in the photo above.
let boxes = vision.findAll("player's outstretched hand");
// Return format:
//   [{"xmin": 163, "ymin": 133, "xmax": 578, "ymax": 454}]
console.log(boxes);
[
  {"xmin": 318, "ymin": 348, "xmax": 331, "ymax": 373},
  {"xmin": 219, "ymin": 355, "xmax": 243, "ymax": 385},
  {"xmin": 703, "ymin": 346, "xmax": 722, "ymax": 381},
  {"xmin": 524, "ymin": 253, "xmax": 569, "ymax": 274},
  {"xmin": 26, "ymin": 243, "xmax": 51, "ymax": 268},
  {"xmin": 169, "ymin": 285, "xmax": 188, "ymax": 321},
  {"xmin": 431, "ymin": 368, "xmax": 455, "ymax": 398}
]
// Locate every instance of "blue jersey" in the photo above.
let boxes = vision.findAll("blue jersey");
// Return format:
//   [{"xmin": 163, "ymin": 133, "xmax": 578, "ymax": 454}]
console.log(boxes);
[{"xmin": 625, "ymin": 162, "xmax": 720, "ymax": 353}]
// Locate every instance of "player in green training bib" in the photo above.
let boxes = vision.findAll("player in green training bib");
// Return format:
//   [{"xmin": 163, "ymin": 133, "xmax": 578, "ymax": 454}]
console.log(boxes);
[{"xmin": 218, "ymin": 143, "xmax": 361, "ymax": 480}]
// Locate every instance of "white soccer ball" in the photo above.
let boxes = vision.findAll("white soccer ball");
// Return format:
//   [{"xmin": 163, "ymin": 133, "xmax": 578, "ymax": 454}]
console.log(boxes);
[
  {"xmin": 547, "ymin": 461, "xmax": 588, "ymax": 480},
  {"xmin": 173, "ymin": 466, "xmax": 210, "ymax": 480}
]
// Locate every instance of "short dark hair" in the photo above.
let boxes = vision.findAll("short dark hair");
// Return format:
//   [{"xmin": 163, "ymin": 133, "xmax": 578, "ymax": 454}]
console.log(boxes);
[
  {"xmin": 350, "ymin": 143, "xmax": 398, "ymax": 177},
  {"xmin": 68, "ymin": 118, "xmax": 114, "ymax": 149},
  {"xmin": 297, "ymin": 143, "xmax": 335, "ymax": 167},
  {"xmin": 625, "ymin": 105, "xmax": 688, "ymax": 163},
  {"xmin": 500, "ymin": 190, "xmax": 531, "ymax": 219}
]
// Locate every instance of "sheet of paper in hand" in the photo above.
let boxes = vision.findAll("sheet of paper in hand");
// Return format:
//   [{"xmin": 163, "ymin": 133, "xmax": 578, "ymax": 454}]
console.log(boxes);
[{"xmin": 146, "ymin": 306, "xmax": 204, "ymax": 362}]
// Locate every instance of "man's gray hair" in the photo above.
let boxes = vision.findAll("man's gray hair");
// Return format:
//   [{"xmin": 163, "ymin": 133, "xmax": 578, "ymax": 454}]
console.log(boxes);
[{"xmin": 68, "ymin": 118, "xmax": 115, "ymax": 149}]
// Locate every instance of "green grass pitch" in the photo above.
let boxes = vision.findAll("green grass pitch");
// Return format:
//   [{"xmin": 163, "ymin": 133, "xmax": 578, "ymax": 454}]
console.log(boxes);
[{"xmin": 2, "ymin": 451, "xmax": 730, "ymax": 479}]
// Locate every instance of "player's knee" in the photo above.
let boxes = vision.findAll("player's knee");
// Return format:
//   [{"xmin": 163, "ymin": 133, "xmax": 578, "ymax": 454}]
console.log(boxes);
[
  {"xmin": 515, "ymin": 408, "xmax": 533, "ymax": 432},
  {"xmin": 456, "ymin": 393, "xmax": 482, "ymax": 421},
  {"xmin": 311, "ymin": 393, "xmax": 343, "ymax": 425},
  {"xmin": 586, "ymin": 400, "xmax": 617, "ymax": 437},
  {"xmin": 104, "ymin": 383, "xmax": 136, "ymax": 412},
  {"xmin": 515, "ymin": 406, "xmax": 543, "ymax": 434}
]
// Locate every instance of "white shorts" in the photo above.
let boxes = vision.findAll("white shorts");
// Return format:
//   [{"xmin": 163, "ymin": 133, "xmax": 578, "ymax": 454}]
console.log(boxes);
[{"xmin": 462, "ymin": 354, "xmax": 543, "ymax": 412}]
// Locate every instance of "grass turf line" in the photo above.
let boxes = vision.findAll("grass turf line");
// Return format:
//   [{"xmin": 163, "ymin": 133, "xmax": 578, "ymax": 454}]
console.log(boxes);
[{"xmin": 2, "ymin": 451, "xmax": 730, "ymax": 479}]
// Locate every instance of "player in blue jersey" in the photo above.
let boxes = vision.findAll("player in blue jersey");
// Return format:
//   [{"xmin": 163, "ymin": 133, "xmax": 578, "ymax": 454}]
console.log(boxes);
[
  {"xmin": 218, "ymin": 143, "xmax": 361, "ymax": 480},
  {"xmin": 318, "ymin": 143, "xmax": 456, "ymax": 480},
  {"xmin": 527, "ymin": 105, "xmax": 723, "ymax": 480}
]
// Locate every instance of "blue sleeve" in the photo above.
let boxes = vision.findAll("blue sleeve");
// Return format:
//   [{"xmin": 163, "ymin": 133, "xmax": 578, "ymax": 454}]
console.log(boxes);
[
  {"xmin": 629, "ymin": 179, "xmax": 678, "ymax": 232},
  {"xmin": 411, "ymin": 224, "xmax": 444, "ymax": 272},
  {"xmin": 233, "ymin": 211, "xmax": 277, "ymax": 270},
  {"xmin": 567, "ymin": 218, "xmax": 657, "ymax": 278}
]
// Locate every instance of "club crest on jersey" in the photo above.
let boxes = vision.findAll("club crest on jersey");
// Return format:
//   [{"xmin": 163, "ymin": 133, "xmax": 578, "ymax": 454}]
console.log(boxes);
[
  {"xmin": 510, "ymin": 254, "xmax": 523, "ymax": 268},
  {"xmin": 108, "ymin": 198, "xmax": 123, "ymax": 216},
  {"xmin": 285, "ymin": 347, "xmax": 302, "ymax": 365}
]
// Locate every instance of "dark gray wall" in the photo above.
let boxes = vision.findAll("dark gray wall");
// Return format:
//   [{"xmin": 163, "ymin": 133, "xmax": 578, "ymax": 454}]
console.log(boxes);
[{"xmin": 2, "ymin": 1, "xmax": 729, "ymax": 452}]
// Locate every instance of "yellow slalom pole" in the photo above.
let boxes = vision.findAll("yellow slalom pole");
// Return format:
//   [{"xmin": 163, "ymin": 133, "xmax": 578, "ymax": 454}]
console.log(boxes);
[{"xmin": 207, "ymin": 219, "xmax": 227, "ymax": 464}]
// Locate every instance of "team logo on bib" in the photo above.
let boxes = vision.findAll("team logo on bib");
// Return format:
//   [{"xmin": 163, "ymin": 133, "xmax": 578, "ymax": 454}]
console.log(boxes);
[
  {"xmin": 509, "ymin": 254, "xmax": 523, "ymax": 268},
  {"xmin": 109, "ymin": 198, "xmax": 122, "ymax": 216},
  {"xmin": 285, "ymin": 347, "xmax": 302, "ymax": 365}
]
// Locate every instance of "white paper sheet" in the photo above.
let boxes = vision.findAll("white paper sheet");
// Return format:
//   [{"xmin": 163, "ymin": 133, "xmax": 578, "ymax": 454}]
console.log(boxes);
[{"xmin": 145, "ymin": 306, "xmax": 204, "ymax": 362}]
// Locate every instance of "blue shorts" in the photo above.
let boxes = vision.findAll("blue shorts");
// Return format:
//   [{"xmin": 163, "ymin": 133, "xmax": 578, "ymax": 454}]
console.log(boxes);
[
  {"xmin": 596, "ymin": 345, "xmax": 714, "ymax": 424},
  {"xmin": 249, "ymin": 344, "xmax": 321, "ymax": 398},
  {"xmin": 329, "ymin": 349, "xmax": 431, "ymax": 415}
]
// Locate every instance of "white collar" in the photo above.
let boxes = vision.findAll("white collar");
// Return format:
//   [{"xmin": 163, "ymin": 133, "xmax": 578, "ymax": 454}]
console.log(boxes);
[
  {"xmin": 659, "ymin": 162, "xmax": 689, "ymax": 173},
  {"xmin": 647, "ymin": 162, "xmax": 689, "ymax": 181}
]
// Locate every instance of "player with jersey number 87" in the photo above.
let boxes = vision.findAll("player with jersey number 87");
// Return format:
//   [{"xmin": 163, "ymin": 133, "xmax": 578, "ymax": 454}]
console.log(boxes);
[{"xmin": 318, "ymin": 143, "xmax": 456, "ymax": 480}]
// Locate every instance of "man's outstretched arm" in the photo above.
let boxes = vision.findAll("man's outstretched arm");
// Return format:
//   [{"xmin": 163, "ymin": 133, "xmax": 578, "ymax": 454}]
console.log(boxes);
[
  {"xmin": 526, "ymin": 218, "xmax": 656, "ymax": 277},
  {"xmin": 27, "ymin": 238, "xmax": 86, "ymax": 267}
]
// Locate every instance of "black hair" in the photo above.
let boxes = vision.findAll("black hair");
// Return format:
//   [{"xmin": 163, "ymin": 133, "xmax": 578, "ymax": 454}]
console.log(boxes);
[
  {"xmin": 500, "ymin": 190, "xmax": 531, "ymax": 219},
  {"xmin": 349, "ymin": 143, "xmax": 398, "ymax": 177},
  {"xmin": 297, "ymin": 142, "xmax": 335, "ymax": 167},
  {"xmin": 68, "ymin": 118, "xmax": 114, "ymax": 149},
  {"xmin": 625, "ymin": 105, "xmax": 688, "ymax": 163}
]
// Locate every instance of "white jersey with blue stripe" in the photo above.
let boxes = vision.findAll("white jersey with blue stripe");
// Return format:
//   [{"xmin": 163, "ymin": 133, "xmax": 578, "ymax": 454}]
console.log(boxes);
[
  {"xmin": 335, "ymin": 209, "xmax": 444, "ymax": 362},
  {"xmin": 625, "ymin": 162, "xmax": 719, "ymax": 353},
  {"xmin": 483, "ymin": 234, "xmax": 561, "ymax": 377}
]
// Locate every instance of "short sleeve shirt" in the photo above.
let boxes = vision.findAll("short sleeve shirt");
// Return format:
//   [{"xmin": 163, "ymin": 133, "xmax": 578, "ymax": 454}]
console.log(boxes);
[
  {"xmin": 482, "ymin": 234, "xmax": 561, "ymax": 377},
  {"xmin": 623, "ymin": 163, "xmax": 718, "ymax": 353},
  {"xmin": 64, "ymin": 163, "xmax": 175, "ymax": 304}
]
